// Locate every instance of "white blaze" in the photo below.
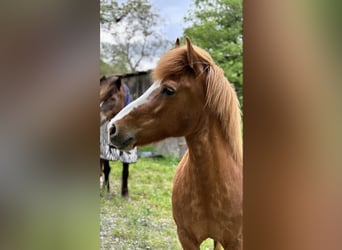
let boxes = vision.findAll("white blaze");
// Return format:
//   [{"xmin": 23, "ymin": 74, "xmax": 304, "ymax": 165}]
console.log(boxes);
[{"xmin": 107, "ymin": 80, "xmax": 161, "ymax": 130}]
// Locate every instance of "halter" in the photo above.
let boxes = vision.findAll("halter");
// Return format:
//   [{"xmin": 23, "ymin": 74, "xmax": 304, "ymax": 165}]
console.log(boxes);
[{"xmin": 124, "ymin": 84, "xmax": 131, "ymax": 106}]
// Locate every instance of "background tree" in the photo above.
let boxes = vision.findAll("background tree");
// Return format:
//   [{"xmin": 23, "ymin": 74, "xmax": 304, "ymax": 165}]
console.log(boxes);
[
  {"xmin": 100, "ymin": 0, "xmax": 119, "ymax": 27},
  {"xmin": 183, "ymin": 0, "xmax": 243, "ymax": 105},
  {"xmin": 100, "ymin": 0, "xmax": 170, "ymax": 74}
]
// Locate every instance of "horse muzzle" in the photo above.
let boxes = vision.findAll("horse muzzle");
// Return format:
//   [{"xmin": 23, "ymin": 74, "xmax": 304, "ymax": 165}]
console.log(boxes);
[{"xmin": 108, "ymin": 122, "xmax": 135, "ymax": 151}]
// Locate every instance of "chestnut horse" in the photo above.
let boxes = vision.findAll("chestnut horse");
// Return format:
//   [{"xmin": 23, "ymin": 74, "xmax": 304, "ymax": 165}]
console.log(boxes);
[
  {"xmin": 108, "ymin": 38, "xmax": 242, "ymax": 249},
  {"xmin": 100, "ymin": 75, "xmax": 137, "ymax": 197}
]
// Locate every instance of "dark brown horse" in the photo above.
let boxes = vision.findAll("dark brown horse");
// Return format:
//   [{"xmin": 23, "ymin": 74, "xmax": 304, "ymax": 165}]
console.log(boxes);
[
  {"xmin": 100, "ymin": 75, "xmax": 137, "ymax": 197},
  {"xmin": 108, "ymin": 38, "xmax": 242, "ymax": 249}
]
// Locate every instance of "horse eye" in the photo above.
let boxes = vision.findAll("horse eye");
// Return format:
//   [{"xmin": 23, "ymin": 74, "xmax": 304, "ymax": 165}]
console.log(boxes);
[{"xmin": 161, "ymin": 86, "xmax": 175, "ymax": 96}]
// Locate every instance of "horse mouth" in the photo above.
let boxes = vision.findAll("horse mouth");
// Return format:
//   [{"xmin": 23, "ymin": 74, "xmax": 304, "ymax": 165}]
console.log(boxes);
[
  {"xmin": 110, "ymin": 136, "xmax": 135, "ymax": 151},
  {"xmin": 120, "ymin": 138, "xmax": 135, "ymax": 151}
]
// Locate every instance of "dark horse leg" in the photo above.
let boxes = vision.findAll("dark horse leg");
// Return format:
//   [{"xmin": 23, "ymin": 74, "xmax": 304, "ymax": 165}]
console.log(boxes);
[
  {"xmin": 100, "ymin": 159, "xmax": 111, "ymax": 193},
  {"xmin": 121, "ymin": 162, "xmax": 129, "ymax": 198}
]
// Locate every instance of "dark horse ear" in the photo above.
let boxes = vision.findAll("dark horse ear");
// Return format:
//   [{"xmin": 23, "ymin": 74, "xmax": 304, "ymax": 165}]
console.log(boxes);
[
  {"xmin": 175, "ymin": 38, "xmax": 181, "ymax": 48},
  {"xmin": 186, "ymin": 37, "xmax": 201, "ymax": 73},
  {"xmin": 100, "ymin": 75, "xmax": 107, "ymax": 85},
  {"xmin": 114, "ymin": 77, "xmax": 122, "ymax": 90}
]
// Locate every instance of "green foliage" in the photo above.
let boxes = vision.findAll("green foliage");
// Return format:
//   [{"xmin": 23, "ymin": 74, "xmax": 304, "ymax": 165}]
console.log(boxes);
[
  {"xmin": 100, "ymin": 58, "xmax": 113, "ymax": 76},
  {"xmin": 183, "ymin": 0, "xmax": 243, "ymax": 106},
  {"xmin": 100, "ymin": 0, "xmax": 119, "ymax": 27},
  {"xmin": 100, "ymin": 49, "xmax": 129, "ymax": 76}
]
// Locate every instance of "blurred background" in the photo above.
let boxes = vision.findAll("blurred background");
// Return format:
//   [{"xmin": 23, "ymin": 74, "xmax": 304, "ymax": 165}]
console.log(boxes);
[{"xmin": 0, "ymin": 0, "xmax": 341, "ymax": 249}]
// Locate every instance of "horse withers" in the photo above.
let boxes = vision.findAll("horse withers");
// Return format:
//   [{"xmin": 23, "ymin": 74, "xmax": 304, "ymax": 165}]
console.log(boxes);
[
  {"xmin": 107, "ymin": 38, "xmax": 242, "ymax": 249},
  {"xmin": 99, "ymin": 75, "xmax": 137, "ymax": 198}
]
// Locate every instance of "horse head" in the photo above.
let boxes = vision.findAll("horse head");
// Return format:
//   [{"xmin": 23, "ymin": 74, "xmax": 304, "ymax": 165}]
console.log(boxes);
[
  {"xmin": 107, "ymin": 38, "xmax": 215, "ymax": 150},
  {"xmin": 100, "ymin": 75, "xmax": 126, "ymax": 125}
]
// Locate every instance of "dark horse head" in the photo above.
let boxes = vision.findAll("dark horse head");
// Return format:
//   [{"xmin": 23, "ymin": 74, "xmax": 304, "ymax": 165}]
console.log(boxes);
[{"xmin": 100, "ymin": 75, "xmax": 126, "ymax": 125}]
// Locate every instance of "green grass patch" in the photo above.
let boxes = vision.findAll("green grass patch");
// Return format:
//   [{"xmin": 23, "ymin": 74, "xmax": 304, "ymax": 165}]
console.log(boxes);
[
  {"xmin": 137, "ymin": 145, "xmax": 158, "ymax": 153},
  {"xmin": 100, "ymin": 156, "xmax": 214, "ymax": 249}
]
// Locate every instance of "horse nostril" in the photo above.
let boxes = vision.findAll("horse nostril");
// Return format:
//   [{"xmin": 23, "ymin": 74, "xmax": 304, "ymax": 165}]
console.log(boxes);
[{"xmin": 109, "ymin": 124, "xmax": 116, "ymax": 137}]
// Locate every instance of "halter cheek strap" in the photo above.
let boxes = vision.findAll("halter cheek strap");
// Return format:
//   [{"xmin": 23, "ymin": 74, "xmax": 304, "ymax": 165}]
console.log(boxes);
[{"xmin": 124, "ymin": 85, "xmax": 131, "ymax": 106}]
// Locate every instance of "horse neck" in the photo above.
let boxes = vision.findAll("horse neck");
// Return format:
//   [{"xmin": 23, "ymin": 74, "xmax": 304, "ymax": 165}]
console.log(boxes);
[{"xmin": 185, "ymin": 111, "xmax": 241, "ymax": 178}]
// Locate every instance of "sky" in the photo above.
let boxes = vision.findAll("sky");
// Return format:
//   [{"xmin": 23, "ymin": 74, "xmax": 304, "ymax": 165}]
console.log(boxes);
[
  {"xmin": 150, "ymin": 0, "xmax": 192, "ymax": 41},
  {"xmin": 101, "ymin": 0, "xmax": 192, "ymax": 70}
]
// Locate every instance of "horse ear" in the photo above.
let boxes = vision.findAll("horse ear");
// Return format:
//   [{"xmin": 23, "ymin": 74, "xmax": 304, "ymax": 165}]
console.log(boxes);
[
  {"xmin": 114, "ymin": 77, "xmax": 122, "ymax": 90},
  {"xmin": 100, "ymin": 75, "xmax": 107, "ymax": 85},
  {"xmin": 175, "ymin": 38, "xmax": 180, "ymax": 48},
  {"xmin": 186, "ymin": 37, "xmax": 201, "ymax": 73}
]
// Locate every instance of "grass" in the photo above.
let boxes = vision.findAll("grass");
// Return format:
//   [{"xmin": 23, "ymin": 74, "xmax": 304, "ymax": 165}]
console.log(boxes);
[{"xmin": 100, "ymin": 153, "xmax": 213, "ymax": 250}]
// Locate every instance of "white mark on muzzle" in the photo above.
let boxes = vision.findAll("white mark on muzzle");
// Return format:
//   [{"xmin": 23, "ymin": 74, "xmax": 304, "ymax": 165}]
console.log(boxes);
[{"xmin": 107, "ymin": 80, "xmax": 161, "ymax": 134}]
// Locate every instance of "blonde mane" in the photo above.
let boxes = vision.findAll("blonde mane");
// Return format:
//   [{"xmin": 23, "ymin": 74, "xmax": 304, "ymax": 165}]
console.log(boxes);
[
  {"xmin": 153, "ymin": 45, "xmax": 242, "ymax": 164},
  {"xmin": 206, "ymin": 63, "xmax": 242, "ymax": 164}
]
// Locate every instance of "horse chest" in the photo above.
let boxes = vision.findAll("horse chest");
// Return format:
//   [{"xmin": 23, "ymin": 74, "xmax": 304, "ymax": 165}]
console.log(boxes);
[{"xmin": 172, "ymin": 162, "xmax": 233, "ymax": 223}]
